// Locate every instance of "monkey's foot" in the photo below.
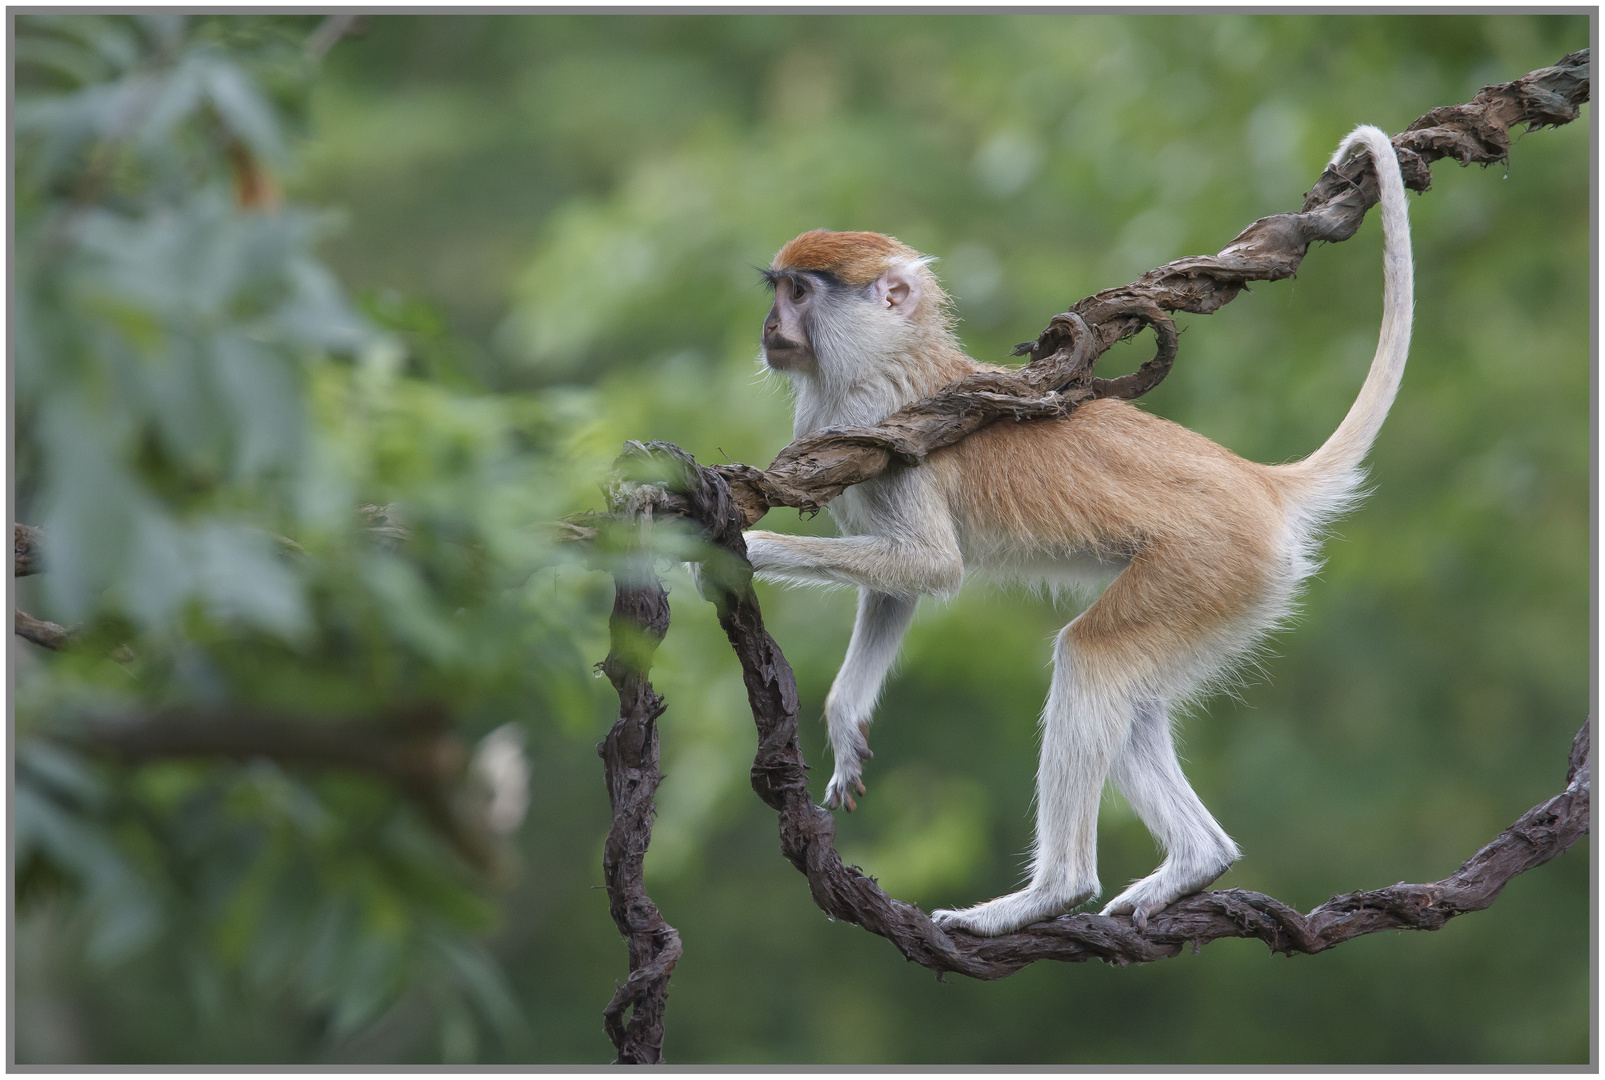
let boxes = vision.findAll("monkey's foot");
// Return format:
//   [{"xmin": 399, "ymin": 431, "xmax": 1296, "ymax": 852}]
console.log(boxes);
[
  {"xmin": 1100, "ymin": 858, "xmax": 1231, "ymax": 932},
  {"xmin": 931, "ymin": 883, "xmax": 1097, "ymax": 937},
  {"xmin": 823, "ymin": 768, "xmax": 867, "ymax": 812}
]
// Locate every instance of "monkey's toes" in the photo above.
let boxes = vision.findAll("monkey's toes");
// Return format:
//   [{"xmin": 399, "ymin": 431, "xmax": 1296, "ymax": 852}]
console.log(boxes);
[
  {"xmin": 930, "ymin": 904, "xmax": 1025, "ymax": 937},
  {"xmin": 930, "ymin": 884, "xmax": 1092, "ymax": 936},
  {"xmin": 1101, "ymin": 887, "xmax": 1175, "ymax": 932}
]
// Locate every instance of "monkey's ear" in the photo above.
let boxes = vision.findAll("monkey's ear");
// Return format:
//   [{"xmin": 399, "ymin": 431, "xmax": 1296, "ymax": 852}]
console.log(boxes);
[{"xmin": 868, "ymin": 263, "xmax": 922, "ymax": 316}]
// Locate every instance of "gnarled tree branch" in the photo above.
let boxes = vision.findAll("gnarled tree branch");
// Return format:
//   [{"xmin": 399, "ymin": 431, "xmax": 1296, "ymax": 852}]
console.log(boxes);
[{"xmin": 595, "ymin": 546, "xmax": 683, "ymax": 1064}]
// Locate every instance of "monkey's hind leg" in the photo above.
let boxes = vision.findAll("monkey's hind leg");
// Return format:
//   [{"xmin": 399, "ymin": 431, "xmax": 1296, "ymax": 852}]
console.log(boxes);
[
  {"xmin": 930, "ymin": 626, "xmax": 1119, "ymax": 936},
  {"xmin": 1100, "ymin": 697, "xmax": 1240, "ymax": 929},
  {"xmin": 931, "ymin": 541, "xmax": 1264, "ymax": 937}
]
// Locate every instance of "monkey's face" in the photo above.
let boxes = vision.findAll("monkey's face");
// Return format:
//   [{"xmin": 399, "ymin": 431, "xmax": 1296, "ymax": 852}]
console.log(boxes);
[
  {"xmin": 761, "ymin": 270, "xmax": 824, "ymax": 372},
  {"xmin": 762, "ymin": 261, "xmax": 926, "ymax": 379}
]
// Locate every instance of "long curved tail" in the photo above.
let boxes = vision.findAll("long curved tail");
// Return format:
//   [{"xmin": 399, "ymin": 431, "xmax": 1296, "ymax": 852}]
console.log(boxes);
[{"xmin": 1281, "ymin": 124, "xmax": 1414, "ymax": 518}]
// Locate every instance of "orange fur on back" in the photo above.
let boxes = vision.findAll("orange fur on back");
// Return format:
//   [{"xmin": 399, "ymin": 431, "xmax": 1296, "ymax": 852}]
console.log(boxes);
[
  {"xmin": 932, "ymin": 400, "xmax": 1283, "ymax": 560},
  {"xmin": 928, "ymin": 399, "xmax": 1291, "ymax": 671}
]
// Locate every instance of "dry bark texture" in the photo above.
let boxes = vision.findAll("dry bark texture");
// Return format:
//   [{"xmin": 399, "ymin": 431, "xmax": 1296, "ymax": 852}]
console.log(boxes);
[{"xmin": 596, "ymin": 553, "xmax": 683, "ymax": 1064}]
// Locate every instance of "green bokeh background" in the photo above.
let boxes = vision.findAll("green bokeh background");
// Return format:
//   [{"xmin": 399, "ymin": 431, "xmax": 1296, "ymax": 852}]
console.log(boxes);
[{"xmin": 14, "ymin": 13, "xmax": 1591, "ymax": 1065}]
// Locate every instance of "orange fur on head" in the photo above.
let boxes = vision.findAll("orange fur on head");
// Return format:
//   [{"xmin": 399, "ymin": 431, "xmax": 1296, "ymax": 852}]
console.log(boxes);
[{"xmin": 773, "ymin": 229, "xmax": 921, "ymax": 286}]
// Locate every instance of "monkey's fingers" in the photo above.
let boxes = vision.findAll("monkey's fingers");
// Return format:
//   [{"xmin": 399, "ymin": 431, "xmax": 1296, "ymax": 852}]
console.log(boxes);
[
  {"xmin": 854, "ymin": 779, "xmax": 866, "ymax": 796},
  {"xmin": 844, "ymin": 794, "xmax": 857, "ymax": 812}
]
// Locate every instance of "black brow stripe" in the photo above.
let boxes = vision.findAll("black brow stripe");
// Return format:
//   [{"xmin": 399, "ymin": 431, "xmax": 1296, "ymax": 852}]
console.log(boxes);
[{"xmin": 757, "ymin": 267, "xmax": 847, "ymax": 292}]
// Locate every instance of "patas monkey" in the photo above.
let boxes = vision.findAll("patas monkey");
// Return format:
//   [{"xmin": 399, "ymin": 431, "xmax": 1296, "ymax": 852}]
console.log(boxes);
[{"xmin": 747, "ymin": 126, "xmax": 1411, "ymax": 936}]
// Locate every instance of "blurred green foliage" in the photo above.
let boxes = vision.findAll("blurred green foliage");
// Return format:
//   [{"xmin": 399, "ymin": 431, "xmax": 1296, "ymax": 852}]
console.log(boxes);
[
  {"xmin": 13, "ymin": 13, "xmax": 605, "ymax": 1063},
  {"xmin": 13, "ymin": 12, "xmax": 1589, "ymax": 1065}
]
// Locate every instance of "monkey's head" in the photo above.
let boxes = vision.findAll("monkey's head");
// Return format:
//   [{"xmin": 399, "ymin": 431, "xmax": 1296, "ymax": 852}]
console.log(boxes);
[{"xmin": 760, "ymin": 230, "xmax": 950, "ymax": 378}]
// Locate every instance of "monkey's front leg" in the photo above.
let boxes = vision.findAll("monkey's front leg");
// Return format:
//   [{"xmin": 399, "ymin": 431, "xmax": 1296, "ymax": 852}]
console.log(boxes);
[
  {"xmin": 744, "ymin": 530, "xmax": 955, "ymax": 810},
  {"xmin": 744, "ymin": 531, "xmax": 963, "ymax": 598},
  {"xmin": 822, "ymin": 590, "xmax": 917, "ymax": 811}
]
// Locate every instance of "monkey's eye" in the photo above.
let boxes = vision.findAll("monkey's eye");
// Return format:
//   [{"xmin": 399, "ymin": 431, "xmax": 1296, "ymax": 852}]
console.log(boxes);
[{"xmin": 791, "ymin": 281, "xmax": 806, "ymax": 302}]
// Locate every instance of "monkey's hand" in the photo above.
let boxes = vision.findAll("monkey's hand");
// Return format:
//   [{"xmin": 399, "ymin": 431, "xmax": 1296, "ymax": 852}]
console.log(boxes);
[
  {"xmin": 685, "ymin": 560, "xmax": 713, "ymax": 602},
  {"xmin": 684, "ymin": 544, "xmax": 754, "ymax": 605}
]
